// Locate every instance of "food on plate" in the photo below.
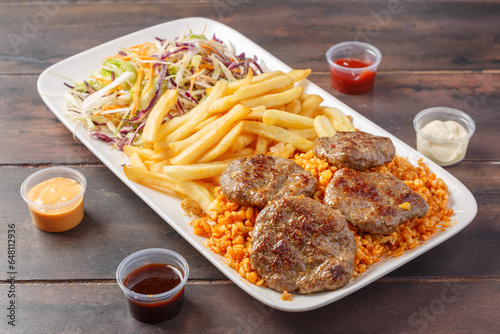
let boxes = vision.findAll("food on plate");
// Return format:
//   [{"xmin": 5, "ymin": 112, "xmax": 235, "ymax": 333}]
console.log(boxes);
[
  {"xmin": 324, "ymin": 168, "xmax": 429, "ymax": 234},
  {"xmin": 219, "ymin": 154, "xmax": 317, "ymax": 209},
  {"xmin": 250, "ymin": 196, "xmax": 356, "ymax": 293},
  {"xmin": 104, "ymin": 47, "xmax": 452, "ymax": 295},
  {"xmin": 123, "ymin": 165, "xmax": 218, "ymax": 219},
  {"xmin": 121, "ymin": 66, "xmax": 351, "ymax": 216},
  {"xmin": 313, "ymin": 131, "xmax": 395, "ymax": 170},
  {"xmin": 63, "ymin": 31, "xmax": 264, "ymax": 149}
]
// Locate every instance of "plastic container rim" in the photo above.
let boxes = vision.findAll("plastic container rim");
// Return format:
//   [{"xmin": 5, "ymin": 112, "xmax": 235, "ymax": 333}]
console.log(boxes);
[
  {"xmin": 413, "ymin": 107, "xmax": 476, "ymax": 144},
  {"xmin": 20, "ymin": 166, "xmax": 87, "ymax": 210},
  {"xmin": 326, "ymin": 41, "xmax": 382, "ymax": 72},
  {"xmin": 116, "ymin": 248, "xmax": 190, "ymax": 301}
]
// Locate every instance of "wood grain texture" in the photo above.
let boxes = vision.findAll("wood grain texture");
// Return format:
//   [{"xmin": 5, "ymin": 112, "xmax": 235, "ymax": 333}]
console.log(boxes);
[
  {"xmin": 2, "ymin": 72, "xmax": 498, "ymax": 164},
  {"xmin": 2, "ymin": 2, "xmax": 500, "ymax": 74},
  {"xmin": 1, "ymin": 281, "xmax": 498, "ymax": 333},
  {"xmin": 1, "ymin": 1, "xmax": 499, "ymax": 332},
  {"xmin": 310, "ymin": 73, "xmax": 500, "ymax": 161},
  {"xmin": 0, "ymin": 166, "xmax": 225, "ymax": 280},
  {"xmin": 1, "ymin": 163, "xmax": 498, "ymax": 280}
]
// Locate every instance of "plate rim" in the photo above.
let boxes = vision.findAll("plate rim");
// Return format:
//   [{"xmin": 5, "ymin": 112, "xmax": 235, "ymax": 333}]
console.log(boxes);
[{"xmin": 37, "ymin": 17, "xmax": 478, "ymax": 312}]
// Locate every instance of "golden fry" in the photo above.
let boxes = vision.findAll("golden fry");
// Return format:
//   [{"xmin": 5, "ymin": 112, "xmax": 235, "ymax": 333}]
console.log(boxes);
[
  {"xmin": 269, "ymin": 142, "xmax": 296, "ymax": 159},
  {"xmin": 240, "ymin": 86, "xmax": 303, "ymax": 109},
  {"xmin": 231, "ymin": 75, "xmax": 293, "ymax": 102},
  {"xmin": 314, "ymin": 115, "xmax": 337, "ymax": 137},
  {"xmin": 245, "ymin": 106, "xmax": 266, "ymax": 121},
  {"xmin": 254, "ymin": 136, "xmax": 269, "ymax": 155},
  {"xmin": 230, "ymin": 133, "xmax": 256, "ymax": 152},
  {"xmin": 142, "ymin": 90, "xmax": 178, "ymax": 144},
  {"xmin": 285, "ymin": 99, "xmax": 302, "ymax": 114},
  {"xmin": 129, "ymin": 152, "xmax": 147, "ymax": 169},
  {"xmin": 170, "ymin": 104, "xmax": 252, "ymax": 165},
  {"xmin": 123, "ymin": 145, "xmax": 154, "ymax": 160},
  {"xmin": 286, "ymin": 69, "xmax": 312, "ymax": 83},
  {"xmin": 162, "ymin": 161, "xmax": 231, "ymax": 181},
  {"xmin": 208, "ymin": 95, "xmax": 236, "ymax": 114},
  {"xmin": 192, "ymin": 115, "xmax": 220, "ymax": 132},
  {"xmin": 123, "ymin": 165, "xmax": 216, "ymax": 218},
  {"xmin": 242, "ymin": 120, "xmax": 313, "ymax": 152},
  {"xmin": 216, "ymin": 147, "xmax": 255, "ymax": 161},
  {"xmin": 168, "ymin": 117, "xmax": 221, "ymax": 155},
  {"xmin": 163, "ymin": 81, "xmax": 228, "ymax": 145},
  {"xmin": 321, "ymin": 107, "xmax": 356, "ymax": 131},
  {"xmin": 299, "ymin": 94, "xmax": 323, "ymax": 118},
  {"xmin": 263, "ymin": 109, "xmax": 314, "ymax": 129},
  {"xmin": 198, "ymin": 121, "xmax": 244, "ymax": 163},
  {"xmin": 288, "ymin": 128, "xmax": 317, "ymax": 141}
]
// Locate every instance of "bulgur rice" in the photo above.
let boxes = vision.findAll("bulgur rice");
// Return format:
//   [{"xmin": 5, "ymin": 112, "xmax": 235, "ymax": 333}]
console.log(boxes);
[{"xmin": 190, "ymin": 151, "xmax": 453, "ymax": 286}]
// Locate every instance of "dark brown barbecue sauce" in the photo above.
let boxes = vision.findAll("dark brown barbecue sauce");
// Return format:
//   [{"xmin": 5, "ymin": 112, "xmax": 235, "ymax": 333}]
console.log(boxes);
[{"xmin": 123, "ymin": 263, "xmax": 184, "ymax": 323}]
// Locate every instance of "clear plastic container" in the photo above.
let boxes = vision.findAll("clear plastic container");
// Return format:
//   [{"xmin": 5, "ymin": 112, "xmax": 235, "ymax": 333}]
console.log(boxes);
[
  {"xmin": 20, "ymin": 167, "xmax": 86, "ymax": 232},
  {"xmin": 326, "ymin": 41, "xmax": 382, "ymax": 95},
  {"xmin": 414, "ymin": 107, "xmax": 475, "ymax": 166},
  {"xmin": 116, "ymin": 248, "xmax": 189, "ymax": 323}
]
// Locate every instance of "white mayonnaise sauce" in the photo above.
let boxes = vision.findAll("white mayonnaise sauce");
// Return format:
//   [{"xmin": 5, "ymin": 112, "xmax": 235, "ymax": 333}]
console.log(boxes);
[{"xmin": 416, "ymin": 120, "xmax": 470, "ymax": 166}]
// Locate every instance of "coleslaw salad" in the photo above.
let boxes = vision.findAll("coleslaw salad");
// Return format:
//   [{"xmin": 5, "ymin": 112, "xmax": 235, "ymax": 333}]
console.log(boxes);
[{"xmin": 63, "ymin": 30, "xmax": 265, "ymax": 150}]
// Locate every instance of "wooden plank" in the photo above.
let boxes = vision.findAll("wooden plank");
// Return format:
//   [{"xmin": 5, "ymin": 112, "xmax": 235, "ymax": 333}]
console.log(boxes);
[
  {"xmin": 0, "ymin": 281, "xmax": 498, "ymax": 333},
  {"xmin": 1, "ymin": 2, "xmax": 500, "ymax": 74},
  {"xmin": 0, "ymin": 166, "xmax": 225, "ymax": 281},
  {"xmin": 310, "ymin": 72, "xmax": 500, "ymax": 161},
  {"xmin": 2, "ymin": 71, "xmax": 498, "ymax": 164},
  {"xmin": 0, "ymin": 75, "xmax": 99, "ymax": 165},
  {"xmin": 1, "ymin": 162, "xmax": 498, "ymax": 280}
]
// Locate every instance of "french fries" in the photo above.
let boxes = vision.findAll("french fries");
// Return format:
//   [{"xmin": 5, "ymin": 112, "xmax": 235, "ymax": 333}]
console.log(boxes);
[
  {"xmin": 242, "ymin": 121, "xmax": 314, "ymax": 152},
  {"xmin": 263, "ymin": 109, "xmax": 314, "ymax": 129},
  {"xmin": 141, "ymin": 90, "xmax": 178, "ymax": 145},
  {"xmin": 314, "ymin": 115, "xmax": 336, "ymax": 137},
  {"xmin": 240, "ymin": 86, "xmax": 303, "ymax": 109},
  {"xmin": 162, "ymin": 161, "xmax": 231, "ymax": 181},
  {"xmin": 198, "ymin": 121, "xmax": 245, "ymax": 163},
  {"xmin": 124, "ymin": 165, "xmax": 216, "ymax": 219},
  {"xmin": 169, "ymin": 104, "xmax": 252, "ymax": 165},
  {"xmin": 122, "ymin": 67, "xmax": 356, "ymax": 218}
]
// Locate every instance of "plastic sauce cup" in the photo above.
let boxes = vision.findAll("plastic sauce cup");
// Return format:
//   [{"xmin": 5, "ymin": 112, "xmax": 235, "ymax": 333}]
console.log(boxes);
[
  {"xmin": 116, "ymin": 248, "xmax": 189, "ymax": 323},
  {"xmin": 326, "ymin": 41, "xmax": 382, "ymax": 95},
  {"xmin": 20, "ymin": 167, "xmax": 86, "ymax": 232},
  {"xmin": 414, "ymin": 107, "xmax": 475, "ymax": 166}
]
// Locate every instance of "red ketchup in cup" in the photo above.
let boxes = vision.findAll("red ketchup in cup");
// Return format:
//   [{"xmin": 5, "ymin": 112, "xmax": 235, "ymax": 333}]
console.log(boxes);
[
  {"xmin": 330, "ymin": 58, "xmax": 376, "ymax": 95},
  {"xmin": 326, "ymin": 42, "xmax": 382, "ymax": 95}
]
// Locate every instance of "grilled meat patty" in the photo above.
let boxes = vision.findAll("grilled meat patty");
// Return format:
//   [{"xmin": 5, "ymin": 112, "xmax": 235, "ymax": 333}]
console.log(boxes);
[
  {"xmin": 324, "ymin": 168, "xmax": 429, "ymax": 234},
  {"xmin": 220, "ymin": 154, "xmax": 317, "ymax": 209},
  {"xmin": 250, "ymin": 196, "xmax": 356, "ymax": 293},
  {"xmin": 314, "ymin": 131, "xmax": 396, "ymax": 170}
]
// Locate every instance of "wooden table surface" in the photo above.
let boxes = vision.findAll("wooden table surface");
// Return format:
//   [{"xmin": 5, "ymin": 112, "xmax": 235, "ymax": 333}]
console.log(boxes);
[{"xmin": 1, "ymin": 1, "xmax": 499, "ymax": 333}]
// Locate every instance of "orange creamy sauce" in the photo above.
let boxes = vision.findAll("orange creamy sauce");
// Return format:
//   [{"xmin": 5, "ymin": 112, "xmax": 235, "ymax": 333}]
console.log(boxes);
[{"xmin": 27, "ymin": 177, "xmax": 84, "ymax": 232}]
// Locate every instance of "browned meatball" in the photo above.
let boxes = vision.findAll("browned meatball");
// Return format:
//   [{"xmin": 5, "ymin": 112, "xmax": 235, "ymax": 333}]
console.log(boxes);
[
  {"xmin": 250, "ymin": 196, "xmax": 356, "ymax": 293},
  {"xmin": 314, "ymin": 131, "xmax": 396, "ymax": 170},
  {"xmin": 324, "ymin": 168, "xmax": 429, "ymax": 234},
  {"xmin": 220, "ymin": 154, "xmax": 317, "ymax": 209}
]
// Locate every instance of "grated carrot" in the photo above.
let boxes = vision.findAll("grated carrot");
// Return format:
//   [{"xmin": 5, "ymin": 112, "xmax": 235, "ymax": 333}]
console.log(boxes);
[
  {"xmin": 129, "ymin": 65, "xmax": 144, "ymax": 116},
  {"xmin": 142, "ymin": 62, "xmax": 154, "ymax": 96},
  {"xmin": 189, "ymin": 69, "xmax": 203, "ymax": 95}
]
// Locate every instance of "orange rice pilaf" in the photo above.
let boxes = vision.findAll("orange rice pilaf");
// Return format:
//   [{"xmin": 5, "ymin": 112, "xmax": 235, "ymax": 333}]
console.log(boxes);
[{"xmin": 190, "ymin": 152, "xmax": 454, "ymax": 284}]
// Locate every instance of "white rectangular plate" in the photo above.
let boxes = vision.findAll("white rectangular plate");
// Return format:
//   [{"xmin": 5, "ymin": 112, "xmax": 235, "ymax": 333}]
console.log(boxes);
[{"xmin": 37, "ymin": 17, "xmax": 477, "ymax": 312}]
